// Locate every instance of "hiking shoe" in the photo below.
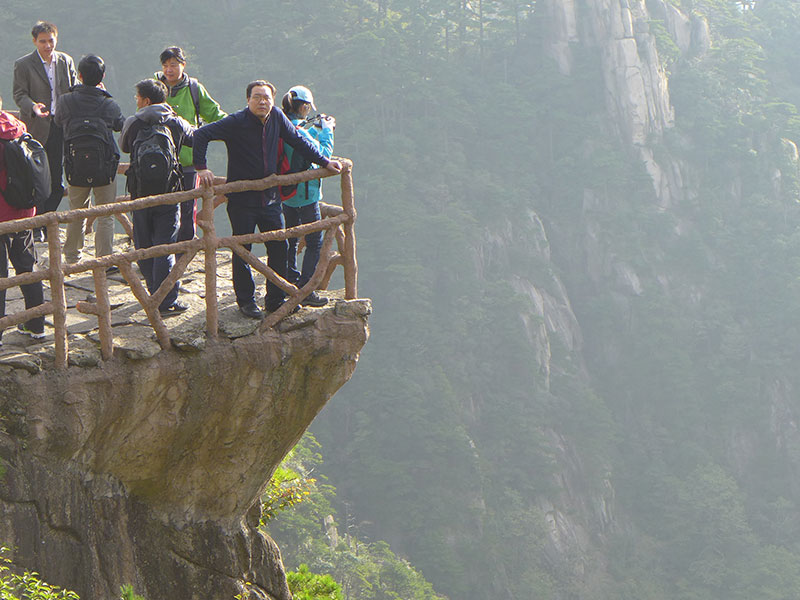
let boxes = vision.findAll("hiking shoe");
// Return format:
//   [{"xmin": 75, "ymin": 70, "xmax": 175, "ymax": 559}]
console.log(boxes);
[
  {"xmin": 300, "ymin": 291, "xmax": 328, "ymax": 307},
  {"xmin": 106, "ymin": 265, "xmax": 120, "ymax": 274},
  {"xmin": 159, "ymin": 301, "xmax": 189, "ymax": 316},
  {"xmin": 17, "ymin": 323, "xmax": 45, "ymax": 339},
  {"xmin": 239, "ymin": 302, "xmax": 264, "ymax": 320}
]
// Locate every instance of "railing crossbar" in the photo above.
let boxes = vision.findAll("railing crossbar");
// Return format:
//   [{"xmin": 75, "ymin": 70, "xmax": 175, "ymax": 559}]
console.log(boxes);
[{"xmin": 0, "ymin": 161, "xmax": 356, "ymax": 369}]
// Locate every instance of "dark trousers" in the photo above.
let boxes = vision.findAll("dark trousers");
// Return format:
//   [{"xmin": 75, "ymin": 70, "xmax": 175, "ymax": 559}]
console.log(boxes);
[
  {"xmin": 177, "ymin": 169, "xmax": 197, "ymax": 243},
  {"xmin": 283, "ymin": 202, "xmax": 323, "ymax": 288},
  {"xmin": 227, "ymin": 202, "xmax": 287, "ymax": 309},
  {"xmin": 0, "ymin": 231, "xmax": 45, "ymax": 337},
  {"xmin": 42, "ymin": 123, "xmax": 64, "ymax": 213},
  {"xmin": 132, "ymin": 205, "xmax": 179, "ymax": 310}
]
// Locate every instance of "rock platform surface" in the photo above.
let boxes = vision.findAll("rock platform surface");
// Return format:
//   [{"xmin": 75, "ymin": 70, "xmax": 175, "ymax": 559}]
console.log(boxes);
[{"xmin": 0, "ymin": 231, "xmax": 371, "ymax": 600}]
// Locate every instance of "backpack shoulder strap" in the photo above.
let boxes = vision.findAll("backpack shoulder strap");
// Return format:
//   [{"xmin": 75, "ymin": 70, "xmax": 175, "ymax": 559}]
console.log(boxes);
[{"xmin": 188, "ymin": 78, "xmax": 201, "ymax": 123}]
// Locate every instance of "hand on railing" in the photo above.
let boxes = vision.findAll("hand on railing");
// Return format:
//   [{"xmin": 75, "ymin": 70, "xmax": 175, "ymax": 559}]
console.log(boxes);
[{"xmin": 197, "ymin": 169, "xmax": 215, "ymax": 187}]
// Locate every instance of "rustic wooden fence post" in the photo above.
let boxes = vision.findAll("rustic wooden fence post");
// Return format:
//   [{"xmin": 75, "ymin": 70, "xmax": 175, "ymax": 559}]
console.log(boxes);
[
  {"xmin": 340, "ymin": 162, "xmax": 358, "ymax": 299},
  {"xmin": 199, "ymin": 187, "xmax": 219, "ymax": 338},
  {"xmin": 46, "ymin": 220, "xmax": 69, "ymax": 369}
]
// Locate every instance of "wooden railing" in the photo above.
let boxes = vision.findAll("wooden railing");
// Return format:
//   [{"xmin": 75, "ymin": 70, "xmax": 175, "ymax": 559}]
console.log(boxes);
[{"xmin": 0, "ymin": 161, "xmax": 357, "ymax": 369}]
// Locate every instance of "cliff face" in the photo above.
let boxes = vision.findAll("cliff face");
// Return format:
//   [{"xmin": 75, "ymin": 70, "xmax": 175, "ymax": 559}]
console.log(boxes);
[
  {"xmin": 0, "ymin": 296, "xmax": 371, "ymax": 600},
  {"xmin": 470, "ymin": 0, "xmax": 707, "ymax": 588},
  {"xmin": 544, "ymin": 0, "xmax": 711, "ymax": 207}
]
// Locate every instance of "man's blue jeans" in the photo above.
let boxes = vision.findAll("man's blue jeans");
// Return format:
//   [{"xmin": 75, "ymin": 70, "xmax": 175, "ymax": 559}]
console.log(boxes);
[
  {"xmin": 283, "ymin": 202, "xmax": 322, "ymax": 289},
  {"xmin": 132, "ymin": 204, "xmax": 180, "ymax": 311}
]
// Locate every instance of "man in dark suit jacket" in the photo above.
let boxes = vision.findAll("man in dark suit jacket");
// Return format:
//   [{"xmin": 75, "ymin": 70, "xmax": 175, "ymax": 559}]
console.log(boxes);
[{"xmin": 12, "ymin": 21, "xmax": 78, "ymax": 236}]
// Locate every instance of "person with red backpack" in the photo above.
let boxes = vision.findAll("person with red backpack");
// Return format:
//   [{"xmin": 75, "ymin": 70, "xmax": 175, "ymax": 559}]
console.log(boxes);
[
  {"xmin": 0, "ymin": 97, "xmax": 45, "ymax": 342},
  {"xmin": 279, "ymin": 86, "xmax": 334, "ymax": 307}
]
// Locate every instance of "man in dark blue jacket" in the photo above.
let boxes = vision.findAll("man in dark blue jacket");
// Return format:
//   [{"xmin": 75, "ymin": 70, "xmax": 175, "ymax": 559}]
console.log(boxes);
[{"xmin": 194, "ymin": 80, "xmax": 341, "ymax": 319}]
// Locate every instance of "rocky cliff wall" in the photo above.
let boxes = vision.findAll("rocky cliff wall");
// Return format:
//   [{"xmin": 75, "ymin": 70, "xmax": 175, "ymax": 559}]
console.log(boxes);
[
  {"xmin": 543, "ymin": 0, "xmax": 708, "ymax": 207},
  {"xmin": 0, "ymin": 297, "xmax": 371, "ymax": 600},
  {"xmin": 492, "ymin": 0, "xmax": 709, "ymax": 587}
]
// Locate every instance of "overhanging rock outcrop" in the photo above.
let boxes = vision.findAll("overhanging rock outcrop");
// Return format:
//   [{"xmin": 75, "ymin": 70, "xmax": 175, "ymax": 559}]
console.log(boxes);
[{"xmin": 0, "ymin": 296, "xmax": 371, "ymax": 600}]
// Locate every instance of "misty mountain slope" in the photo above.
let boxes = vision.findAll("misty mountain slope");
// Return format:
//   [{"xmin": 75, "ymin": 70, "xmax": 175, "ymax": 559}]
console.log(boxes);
[
  {"xmin": 314, "ymin": 1, "xmax": 800, "ymax": 599},
  {"xmin": 4, "ymin": 1, "xmax": 800, "ymax": 599}
]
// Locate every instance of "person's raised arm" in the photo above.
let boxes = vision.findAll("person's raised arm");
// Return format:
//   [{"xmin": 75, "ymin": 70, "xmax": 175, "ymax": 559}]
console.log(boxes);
[
  {"xmin": 280, "ymin": 111, "xmax": 341, "ymax": 172},
  {"xmin": 109, "ymin": 102, "xmax": 125, "ymax": 132},
  {"xmin": 315, "ymin": 117, "xmax": 335, "ymax": 159},
  {"xmin": 174, "ymin": 115, "xmax": 195, "ymax": 148},
  {"xmin": 192, "ymin": 116, "xmax": 234, "ymax": 187},
  {"xmin": 199, "ymin": 84, "xmax": 227, "ymax": 124}
]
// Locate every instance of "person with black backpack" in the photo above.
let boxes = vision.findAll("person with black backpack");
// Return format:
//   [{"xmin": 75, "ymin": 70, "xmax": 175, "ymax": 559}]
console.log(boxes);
[
  {"xmin": 120, "ymin": 79, "xmax": 194, "ymax": 316},
  {"xmin": 279, "ymin": 86, "xmax": 335, "ymax": 308},
  {"xmin": 156, "ymin": 47, "xmax": 226, "ymax": 246},
  {"xmin": 0, "ymin": 96, "xmax": 46, "ymax": 342},
  {"xmin": 55, "ymin": 54, "xmax": 124, "ymax": 267}
]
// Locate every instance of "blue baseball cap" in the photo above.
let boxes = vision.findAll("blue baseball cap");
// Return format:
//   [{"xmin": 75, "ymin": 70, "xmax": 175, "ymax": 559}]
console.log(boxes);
[{"xmin": 288, "ymin": 85, "xmax": 316, "ymax": 110}]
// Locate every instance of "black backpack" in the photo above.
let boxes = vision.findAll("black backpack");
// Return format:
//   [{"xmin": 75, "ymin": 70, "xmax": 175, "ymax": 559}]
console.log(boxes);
[
  {"xmin": 64, "ymin": 97, "xmax": 119, "ymax": 187},
  {"xmin": 127, "ymin": 122, "xmax": 181, "ymax": 199},
  {"xmin": 0, "ymin": 134, "xmax": 51, "ymax": 209}
]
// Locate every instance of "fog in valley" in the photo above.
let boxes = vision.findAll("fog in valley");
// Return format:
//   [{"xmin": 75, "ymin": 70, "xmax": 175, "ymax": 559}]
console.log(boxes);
[{"xmin": 3, "ymin": 1, "xmax": 800, "ymax": 599}]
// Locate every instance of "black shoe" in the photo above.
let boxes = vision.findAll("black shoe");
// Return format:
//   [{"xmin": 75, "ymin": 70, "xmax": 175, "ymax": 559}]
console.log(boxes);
[
  {"xmin": 300, "ymin": 291, "xmax": 328, "ymax": 307},
  {"xmin": 159, "ymin": 301, "xmax": 189, "ymax": 316},
  {"xmin": 239, "ymin": 302, "xmax": 264, "ymax": 320},
  {"xmin": 106, "ymin": 265, "xmax": 120, "ymax": 274},
  {"xmin": 17, "ymin": 323, "xmax": 46, "ymax": 339}
]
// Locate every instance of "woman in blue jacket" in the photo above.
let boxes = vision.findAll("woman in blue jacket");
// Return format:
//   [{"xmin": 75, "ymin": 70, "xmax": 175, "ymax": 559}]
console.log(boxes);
[{"xmin": 280, "ymin": 85, "xmax": 334, "ymax": 307}]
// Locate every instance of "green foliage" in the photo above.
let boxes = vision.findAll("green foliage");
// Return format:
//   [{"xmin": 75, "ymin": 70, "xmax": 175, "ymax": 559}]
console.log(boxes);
[
  {"xmin": 264, "ymin": 435, "xmax": 446, "ymax": 600},
  {"xmin": 649, "ymin": 19, "xmax": 682, "ymax": 68},
  {"xmin": 118, "ymin": 585, "xmax": 145, "ymax": 600},
  {"xmin": 261, "ymin": 465, "xmax": 318, "ymax": 523},
  {"xmin": 0, "ymin": 548, "xmax": 78, "ymax": 600},
  {"xmin": 287, "ymin": 565, "xmax": 342, "ymax": 600}
]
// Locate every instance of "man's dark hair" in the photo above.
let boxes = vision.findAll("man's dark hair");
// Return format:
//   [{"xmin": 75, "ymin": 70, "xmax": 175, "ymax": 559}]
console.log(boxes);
[
  {"xmin": 78, "ymin": 54, "xmax": 105, "ymax": 87},
  {"xmin": 246, "ymin": 80, "xmax": 276, "ymax": 99},
  {"xmin": 135, "ymin": 79, "xmax": 168, "ymax": 104},
  {"xmin": 160, "ymin": 46, "xmax": 186, "ymax": 65},
  {"xmin": 31, "ymin": 21, "xmax": 58, "ymax": 39}
]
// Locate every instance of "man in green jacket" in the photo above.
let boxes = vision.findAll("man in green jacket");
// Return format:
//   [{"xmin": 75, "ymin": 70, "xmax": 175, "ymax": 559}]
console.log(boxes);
[{"xmin": 156, "ymin": 46, "xmax": 226, "ymax": 243}]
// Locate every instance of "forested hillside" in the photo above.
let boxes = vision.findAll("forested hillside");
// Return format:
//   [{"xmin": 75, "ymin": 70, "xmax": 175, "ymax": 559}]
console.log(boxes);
[{"xmin": 4, "ymin": 1, "xmax": 800, "ymax": 599}]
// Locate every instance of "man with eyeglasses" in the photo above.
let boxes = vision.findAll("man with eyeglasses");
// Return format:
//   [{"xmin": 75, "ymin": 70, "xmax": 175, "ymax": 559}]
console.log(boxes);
[{"xmin": 193, "ymin": 80, "xmax": 341, "ymax": 319}]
